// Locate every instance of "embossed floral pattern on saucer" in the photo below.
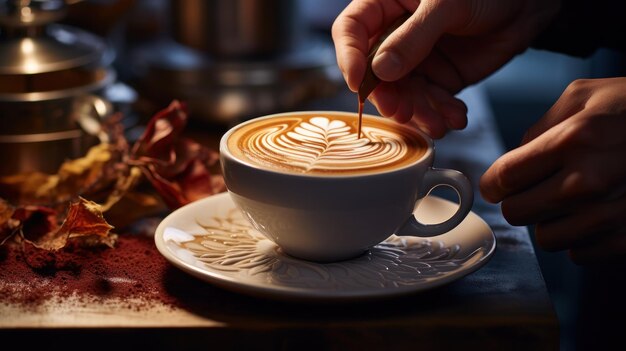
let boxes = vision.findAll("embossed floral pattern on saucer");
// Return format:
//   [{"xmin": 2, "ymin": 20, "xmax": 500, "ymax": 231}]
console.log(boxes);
[{"xmin": 155, "ymin": 193, "xmax": 496, "ymax": 300}]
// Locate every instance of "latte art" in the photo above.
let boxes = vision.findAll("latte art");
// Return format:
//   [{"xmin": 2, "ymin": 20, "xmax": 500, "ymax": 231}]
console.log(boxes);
[{"xmin": 227, "ymin": 114, "xmax": 426, "ymax": 175}]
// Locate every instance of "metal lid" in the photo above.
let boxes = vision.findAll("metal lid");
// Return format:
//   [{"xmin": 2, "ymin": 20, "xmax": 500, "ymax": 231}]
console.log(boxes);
[
  {"xmin": 0, "ymin": 24, "xmax": 106, "ymax": 74},
  {"xmin": 0, "ymin": 0, "xmax": 105, "ymax": 75}
]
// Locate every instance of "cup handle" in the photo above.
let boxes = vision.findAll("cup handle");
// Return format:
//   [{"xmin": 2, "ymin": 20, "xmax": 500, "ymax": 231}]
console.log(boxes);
[{"xmin": 396, "ymin": 168, "xmax": 474, "ymax": 237}]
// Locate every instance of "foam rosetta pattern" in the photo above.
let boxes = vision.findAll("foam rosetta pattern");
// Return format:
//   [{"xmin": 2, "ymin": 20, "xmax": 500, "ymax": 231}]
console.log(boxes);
[{"xmin": 239, "ymin": 116, "xmax": 419, "ymax": 174}]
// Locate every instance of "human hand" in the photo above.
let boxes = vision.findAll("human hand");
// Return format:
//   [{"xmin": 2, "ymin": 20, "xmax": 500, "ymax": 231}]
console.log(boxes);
[
  {"xmin": 331, "ymin": 0, "xmax": 559, "ymax": 138},
  {"xmin": 481, "ymin": 77, "xmax": 626, "ymax": 264}
]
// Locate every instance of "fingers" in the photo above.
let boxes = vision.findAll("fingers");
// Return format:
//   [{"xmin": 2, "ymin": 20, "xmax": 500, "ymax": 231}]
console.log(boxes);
[
  {"xmin": 332, "ymin": 15, "xmax": 368, "ymax": 92},
  {"xmin": 480, "ymin": 125, "xmax": 564, "ymax": 203},
  {"xmin": 414, "ymin": 46, "xmax": 467, "ymax": 93},
  {"xmin": 425, "ymin": 83, "xmax": 468, "ymax": 130},
  {"xmin": 369, "ymin": 77, "xmax": 467, "ymax": 138},
  {"xmin": 483, "ymin": 77, "xmax": 626, "ymax": 265},
  {"xmin": 331, "ymin": 0, "xmax": 408, "ymax": 91},
  {"xmin": 372, "ymin": 80, "xmax": 442, "ymax": 135},
  {"xmin": 372, "ymin": 0, "xmax": 462, "ymax": 81},
  {"xmin": 483, "ymin": 89, "xmax": 626, "ymax": 205},
  {"xmin": 500, "ymin": 147, "xmax": 626, "ymax": 225}
]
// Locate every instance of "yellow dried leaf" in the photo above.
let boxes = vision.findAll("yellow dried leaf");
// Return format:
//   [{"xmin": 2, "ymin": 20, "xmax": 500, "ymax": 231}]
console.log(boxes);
[{"xmin": 0, "ymin": 143, "xmax": 117, "ymax": 206}]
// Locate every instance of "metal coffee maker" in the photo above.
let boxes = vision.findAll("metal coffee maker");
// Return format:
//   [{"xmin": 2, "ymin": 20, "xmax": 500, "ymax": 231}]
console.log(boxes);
[
  {"xmin": 129, "ymin": 0, "xmax": 341, "ymax": 126},
  {"xmin": 0, "ymin": 0, "xmax": 118, "ymax": 176}
]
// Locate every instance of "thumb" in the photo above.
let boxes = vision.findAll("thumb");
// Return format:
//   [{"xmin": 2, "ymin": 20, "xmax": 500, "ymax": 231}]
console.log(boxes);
[{"xmin": 372, "ymin": 1, "xmax": 460, "ymax": 82}]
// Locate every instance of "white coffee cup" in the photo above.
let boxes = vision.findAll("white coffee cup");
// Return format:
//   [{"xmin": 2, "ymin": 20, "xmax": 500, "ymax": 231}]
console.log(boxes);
[{"xmin": 219, "ymin": 111, "xmax": 473, "ymax": 262}]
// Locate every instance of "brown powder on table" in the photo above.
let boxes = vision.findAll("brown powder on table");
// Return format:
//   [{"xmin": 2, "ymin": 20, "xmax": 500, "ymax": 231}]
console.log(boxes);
[{"xmin": 0, "ymin": 225, "xmax": 180, "ymax": 311}]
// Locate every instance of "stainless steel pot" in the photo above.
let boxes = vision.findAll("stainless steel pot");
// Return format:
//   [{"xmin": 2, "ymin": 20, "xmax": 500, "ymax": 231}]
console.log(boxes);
[
  {"xmin": 0, "ymin": 0, "xmax": 121, "ymax": 176},
  {"xmin": 0, "ymin": 90, "xmax": 113, "ymax": 176},
  {"xmin": 130, "ymin": 0, "xmax": 340, "ymax": 125},
  {"xmin": 169, "ymin": 0, "xmax": 301, "ymax": 59}
]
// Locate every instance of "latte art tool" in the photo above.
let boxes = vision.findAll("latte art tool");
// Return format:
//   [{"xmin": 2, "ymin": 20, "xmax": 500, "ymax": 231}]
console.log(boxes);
[
  {"xmin": 357, "ymin": 50, "xmax": 379, "ymax": 139},
  {"xmin": 357, "ymin": 15, "xmax": 410, "ymax": 138}
]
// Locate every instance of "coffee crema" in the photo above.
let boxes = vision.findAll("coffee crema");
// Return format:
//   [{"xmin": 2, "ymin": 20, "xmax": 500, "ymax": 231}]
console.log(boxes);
[{"xmin": 227, "ymin": 113, "xmax": 427, "ymax": 175}]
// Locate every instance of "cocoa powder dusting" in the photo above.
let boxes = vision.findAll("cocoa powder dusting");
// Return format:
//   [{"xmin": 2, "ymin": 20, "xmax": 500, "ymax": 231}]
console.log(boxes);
[{"xmin": 0, "ymin": 229, "xmax": 180, "ymax": 311}]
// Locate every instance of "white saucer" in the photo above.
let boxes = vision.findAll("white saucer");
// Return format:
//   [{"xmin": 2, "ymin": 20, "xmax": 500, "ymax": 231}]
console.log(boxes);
[{"xmin": 154, "ymin": 192, "xmax": 496, "ymax": 301}]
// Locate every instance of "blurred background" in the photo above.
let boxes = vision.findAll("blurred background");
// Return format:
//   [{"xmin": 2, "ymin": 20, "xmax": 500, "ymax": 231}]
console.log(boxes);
[{"xmin": 2, "ymin": 0, "xmax": 624, "ymax": 349}]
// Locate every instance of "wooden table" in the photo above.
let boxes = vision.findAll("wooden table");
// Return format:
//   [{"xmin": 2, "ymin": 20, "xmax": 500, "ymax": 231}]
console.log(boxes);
[{"xmin": 0, "ymin": 84, "xmax": 559, "ymax": 350}]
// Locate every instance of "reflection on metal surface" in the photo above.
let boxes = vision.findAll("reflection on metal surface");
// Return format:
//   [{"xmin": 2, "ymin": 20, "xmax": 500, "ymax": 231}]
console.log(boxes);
[
  {"xmin": 131, "ymin": 37, "xmax": 341, "ymax": 126},
  {"xmin": 129, "ymin": 0, "xmax": 342, "ymax": 125}
]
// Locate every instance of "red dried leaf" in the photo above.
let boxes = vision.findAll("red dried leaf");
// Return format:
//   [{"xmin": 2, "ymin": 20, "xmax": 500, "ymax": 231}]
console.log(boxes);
[
  {"xmin": 131, "ymin": 100, "xmax": 187, "ymax": 162},
  {"xmin": 177, "ymin": 156, "xmax": 218, "ymax": 203},
  {"xmin": 10, "ymin": 197, "xmax": 114, "ymax": 251},
  {"xmin": 138, "ymin": 155, "xmax": 220, "ymax": 209},
  {"xmin": 59, "ymin": 197, "xmax": 114, "ymax": 241},
  {"xmin": 129, "ymin": 100, "xmax": 222, "ymax": 208},
  {"xmin": 139, "ymin": 164, "xmax": 189, "ymax": 209}
]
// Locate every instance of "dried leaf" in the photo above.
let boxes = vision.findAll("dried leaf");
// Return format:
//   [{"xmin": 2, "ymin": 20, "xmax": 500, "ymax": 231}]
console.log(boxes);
[
  {"xmin": 41, "ymin": 143, "xmax": 116, "ymax": 203},
  {"xmin": 176, "ymin": 152, "xmax": 220, "ymax": 202},
  {"xmin": 131, "ymin": 100, "xmax": 187, "ymax": 163},
  {"xmin": 13, "ymin": 197, "xmax": 114, "ymax": 251},
  {"xmin": 1, "ymin": 100, "xmax": 225, "ymax": 253},
  {"xmin": 60, "ymin": 197, "xmax": 114, "ymax": 241},
  {"xmin": 138, "ymin": 144, "xmax": 222, "ymax": 208},
  {"xmin": 0, "ymin": 142, "xmax": 122, "ymax": 208},
  {"xmin": 138, "ymin": 164, "xmax": 188, "ymax": 209},
  {"xmin": 129, "ymin": 100, "xmax": 223, "ymax": 208},
  {"xmin": 100, "ymin": 166, "xmax": 143, "ymax": 212},
  {"xmin": 0, "ymin": 172, "xmax": 52, "ymax": 206}
]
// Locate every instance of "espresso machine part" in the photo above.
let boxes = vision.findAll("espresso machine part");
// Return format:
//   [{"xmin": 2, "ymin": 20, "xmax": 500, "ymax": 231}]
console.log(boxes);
[
  {"xmin": 0, "ymin": 0, "xmax": 117, "ymax": 176},
  {"xmin": 170, "ymin": 0, "xmax": 299, "ymax": 59},
  {"xmin": 129, "ymin": 0, "xmax": 341, "ymax": 126}
]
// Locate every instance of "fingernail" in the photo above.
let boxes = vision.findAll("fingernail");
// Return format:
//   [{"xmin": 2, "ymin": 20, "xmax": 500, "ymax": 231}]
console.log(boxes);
[
  {"xmin": 337, "ymin": 64, "xmax": 354, "ymax": 92},
  {"xmin": 367, "ymin": 91, "xmax": 377, "ymax": 105},
  {"xmin": 372, "ymin": 51, "xmax": 403, "ymax": 81},
  {"xmin": 479, "ymin": 177, "xmax": 501, "ymax": 204}
]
